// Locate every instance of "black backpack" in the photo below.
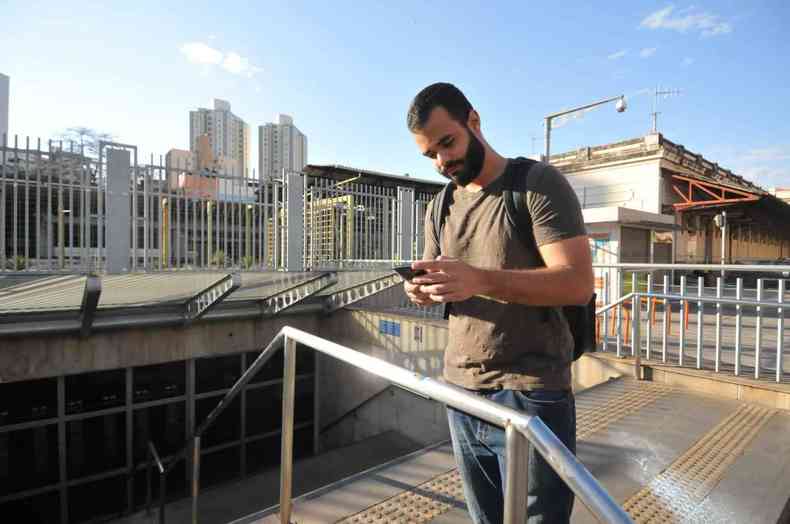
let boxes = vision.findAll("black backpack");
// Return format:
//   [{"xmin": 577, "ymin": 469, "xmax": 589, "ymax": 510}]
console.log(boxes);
[{"xmin": 431, "ymin": 157, "xmax": 596, "ymax": 361}]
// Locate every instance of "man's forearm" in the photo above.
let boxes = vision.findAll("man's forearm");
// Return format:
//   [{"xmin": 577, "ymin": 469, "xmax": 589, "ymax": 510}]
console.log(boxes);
[{"xmin": 478, "ymin": 266, "xmax": 593, "ymax": 306}]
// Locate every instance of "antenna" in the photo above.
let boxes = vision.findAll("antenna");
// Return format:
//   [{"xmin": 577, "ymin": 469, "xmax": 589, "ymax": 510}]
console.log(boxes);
[{"xmin": 650, "ymin": 87, "xmax": 682, "ymax": 133}]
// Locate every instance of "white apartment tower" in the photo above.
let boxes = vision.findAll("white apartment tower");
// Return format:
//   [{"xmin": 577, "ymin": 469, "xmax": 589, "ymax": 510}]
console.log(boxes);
[
  {"xmin": 0, "ymin": 73, "xmax": 9, "ymax": 142},
  {"xmin": 189, "ymin": 99, "xmax": 250, "ymax": 176},
  {"xmin": 258, "ymin": 114, "xmax": 308, "ymax": 179}
]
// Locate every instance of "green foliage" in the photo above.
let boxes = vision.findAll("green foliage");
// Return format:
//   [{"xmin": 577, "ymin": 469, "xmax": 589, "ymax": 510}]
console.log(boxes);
[{"xmin": 211, "ymin": 250, "xmax": 226, "ymax": 268}]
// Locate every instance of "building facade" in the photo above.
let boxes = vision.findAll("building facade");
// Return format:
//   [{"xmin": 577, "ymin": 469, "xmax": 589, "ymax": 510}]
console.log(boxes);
[
  {"xmin": 0, "ymin": 73, "xmax": 9, "ymax": 142},
  {"xmin": 189, "ymin": 99, "xmax": 250, "ymax": 177},
  {"xmin": 258, "ymin": 115, "xmax": 307, "ymax": 180}
]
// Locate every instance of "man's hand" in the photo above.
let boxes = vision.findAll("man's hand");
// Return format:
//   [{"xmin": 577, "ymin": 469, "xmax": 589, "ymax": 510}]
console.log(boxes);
[
  {"xmin": 404, "ymin": 278, "xmax": 433, "ymax": 306},
  {"xmin": 411, "ymin": 256, "xmax": 489, "ymax": 303}
]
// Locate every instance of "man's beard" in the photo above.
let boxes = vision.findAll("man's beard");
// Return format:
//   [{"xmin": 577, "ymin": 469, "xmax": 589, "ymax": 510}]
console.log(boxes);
[{"xmin": 440, "ymin": 127, "xmax": 485, "ymax": 186}]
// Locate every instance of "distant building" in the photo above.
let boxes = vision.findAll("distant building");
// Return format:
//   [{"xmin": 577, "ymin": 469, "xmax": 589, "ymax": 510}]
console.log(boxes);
[
  {"xmin": 548, "ymin": 133, "xmax": 790, "ymax": 270},
  {"xmin": 189, "ymin": 99, "xmax": 250, "ymax": 177},
  {"xmin": 258, "ymin": 114, "xmax": 307, "ymax": 180},
  {"xmin": 0, "ymin": 73, "xmax": 8, "ymax": 142}
]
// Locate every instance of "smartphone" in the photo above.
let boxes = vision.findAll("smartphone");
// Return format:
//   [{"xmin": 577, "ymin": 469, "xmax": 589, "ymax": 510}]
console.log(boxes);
[{"xmin": 393, "ymin": 265, "xmax": 427, "ymax": 281}]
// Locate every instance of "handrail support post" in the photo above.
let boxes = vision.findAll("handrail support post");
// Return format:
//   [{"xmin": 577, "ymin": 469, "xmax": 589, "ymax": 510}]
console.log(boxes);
[
  {"xmin": 504, "ymin": 423, "xmax": 529, "ymax": 523},
  {"xmin": 279, "ymin": 336, "xmax": 297, "ymax": 524}
]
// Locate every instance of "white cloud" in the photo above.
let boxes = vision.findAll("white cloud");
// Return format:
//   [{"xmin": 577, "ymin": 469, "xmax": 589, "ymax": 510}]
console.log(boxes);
[
  {"xmin": 640, "ymin": 47, "xmax": 658, "ymax": 58},
  {"xmin": 607, "ymin": 49, "xmax": 628, "ymax": 60},
  {"xmin": 738, "ymin": 167, "xmax": 790, "ymax": 190},
  {"xmin": 180, "ymin": 42, "xmax": 223, "ymax": 65},
  {"xmin": 741, "ymin": 146, "xmax": 790, "ymax": 163},
  {"xmin": 682, "ymin": 57, "xmax": 695, "ymax": 66},
  {"xmin": 180, "ymin": 42, "xmax": 263, "ymax": 78},
  {"xmin": 726, "ymin": 144, "xmax": 790, "ymax": 190},
  {"xmin": 640, "ymin": 5, "xmax": 732, "ymax": 38}
]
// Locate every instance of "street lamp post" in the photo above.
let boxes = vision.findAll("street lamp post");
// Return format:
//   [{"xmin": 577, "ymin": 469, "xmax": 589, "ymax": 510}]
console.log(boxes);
[{"xmin": 544, "ymin": 95, "xmax": 627, "ymax": 162}]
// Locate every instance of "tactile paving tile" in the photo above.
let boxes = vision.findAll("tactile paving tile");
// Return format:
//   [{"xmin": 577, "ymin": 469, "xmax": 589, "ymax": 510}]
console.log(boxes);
[
  {"xmin": 334, "ymin": 379, "xmax": 675, "ymax": 523},
  {"xmin": 576, "ymin": 380, "xmax": 675, "ymax": 440},
  {"xmin": 335, "ymin": 468, "xmax": 464, "ymax": 523},
  {"xmin": 623, "ymin": 403, "xmax": 776, "ymax": 523}
]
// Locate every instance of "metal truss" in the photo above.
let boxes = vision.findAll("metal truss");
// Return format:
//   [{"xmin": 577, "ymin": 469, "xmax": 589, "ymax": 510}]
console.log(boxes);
[
  {"xmin": 324, "ymin": 273, "xmax": 402, "ymax": 313},
  {"xmin": 79, "ymin": 274, "xmax": 101, "ymax": 337},
  {"xmin": 184, "ymin": 273, "xmax": 242, "ymax": 325},
  {"xmin": 260, "ymin": 272, "xmax": 338, "ymax": 316}
]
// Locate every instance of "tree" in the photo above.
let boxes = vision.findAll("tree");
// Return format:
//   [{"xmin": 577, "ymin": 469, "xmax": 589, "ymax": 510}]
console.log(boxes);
[{"xmin": 55, "ymin": 127, "xmax": 114, "ymax": 158}]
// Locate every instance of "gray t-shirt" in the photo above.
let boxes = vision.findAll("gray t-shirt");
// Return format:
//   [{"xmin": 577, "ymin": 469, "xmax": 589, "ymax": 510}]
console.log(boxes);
[{"xmin": 423, "ymin": 160, "xmax": 587, "ymax": 391}]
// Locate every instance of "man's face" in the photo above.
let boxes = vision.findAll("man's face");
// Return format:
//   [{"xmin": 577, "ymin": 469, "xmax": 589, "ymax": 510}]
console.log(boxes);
[{"xmin": 413, "ymin": 107, "xmax": 485, "ymax": 186}]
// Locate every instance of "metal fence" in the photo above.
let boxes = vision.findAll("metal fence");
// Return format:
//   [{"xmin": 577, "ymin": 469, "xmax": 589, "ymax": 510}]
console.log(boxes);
[
  {"xmin": 1, "ymin": 135, "xmax": 439, "ymax": 273},
  {"xmin": 594, "ymin": 263, "xmax": 789, "ymax": 383}
]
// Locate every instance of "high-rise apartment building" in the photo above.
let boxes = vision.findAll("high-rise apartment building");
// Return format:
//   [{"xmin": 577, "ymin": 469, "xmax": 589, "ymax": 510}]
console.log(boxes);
[
  {"xmin": 0, "ymin": 73, "xmax": 9, "ymax": 142},
  {"xmin": 258, "ymin": 114, "xmax": 308, "ymax": 179},
  {"xmin": 189, "ymin": 99, "xmax": 250, "ymax": 176}
]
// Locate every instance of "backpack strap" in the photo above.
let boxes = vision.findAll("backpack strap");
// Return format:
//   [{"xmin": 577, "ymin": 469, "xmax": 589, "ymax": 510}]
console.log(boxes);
[{"xmin": 501, "ymin": 157, "xmax": 539, "ymax": 253}]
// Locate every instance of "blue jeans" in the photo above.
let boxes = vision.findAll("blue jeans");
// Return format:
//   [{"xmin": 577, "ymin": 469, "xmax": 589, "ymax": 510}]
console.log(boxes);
[{"xmin": 447, "ymin": 389, "xmax": 576, "ymax": 524}]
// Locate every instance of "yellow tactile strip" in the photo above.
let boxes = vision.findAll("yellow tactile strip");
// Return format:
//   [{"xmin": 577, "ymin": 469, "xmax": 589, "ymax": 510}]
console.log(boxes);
[
  {"xmin": 623, "ymin": 403, "xmax": 776, "ymax": 524},
  {"xmin": 576, "ymin": 381, "xmax": 675, "ymax": 440},
  {"xmin": 335, "ymin": 468, "xmax": 464, "ymax": 523},
  {"xmin": 335, "ymin": 380, "xmax": 674, "ymax": 523}
]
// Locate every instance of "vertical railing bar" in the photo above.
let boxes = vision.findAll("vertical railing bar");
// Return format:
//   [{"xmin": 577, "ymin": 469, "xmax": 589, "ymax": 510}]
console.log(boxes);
[
  {"xmin": 279, "ymin": 337, "xmax": 296, "ymax": 524},
  {"xmin": 631, "ymin": 272, "xmax": 639, "ymax": 357},
  {"xmin": 503, "ymin": 423, "xmax": 529, "ymax": 523},
  {"xmin": 755, "ymin": 278, "xmax": 763, "ymax": 379},
  {"xmin": 645, "ymin": 273, "xmax": 653, "ymax": 360},
  {"xmin": 696, "ymin": 276, "xmax": 704, "ymax": 369},
  {"xmin": 776, "ymin": 279, "xmax": 785, "ymax": 383},
  {"xmin": 662, "ymin": 273, "xmax": 669, "ymax": 363},
  {"xmin": 679, "ymin": 275, "xmax": 687, "ymax": 366},
  {"xmin": 735, "ymin": 277, "xmax": 743, "ymax": 376},
  {"xmin": 616, "ymin": 271, "xmax": 623, "ymax": 357},
  {"xmin": 715, "ymin": 277, "xmax": 723, "ymax": 373},
  {"xmin": 191, "ymin": 436, "xmax": 200, "ymax": 524},
  {"xmin": 602, "ymin": 271, "xmax": 610, "ymax": 352}
]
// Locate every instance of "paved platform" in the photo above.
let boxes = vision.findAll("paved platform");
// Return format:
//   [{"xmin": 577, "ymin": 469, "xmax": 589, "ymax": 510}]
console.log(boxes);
[{"xmin": 235, "ymin": 378, "xmax": 790, "ymax": 524}]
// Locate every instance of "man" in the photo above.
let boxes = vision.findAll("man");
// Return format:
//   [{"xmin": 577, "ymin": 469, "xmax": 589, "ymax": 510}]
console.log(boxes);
[{"xmin": 404, "ymin": 82, "xmax": 593, "ymax": 524}]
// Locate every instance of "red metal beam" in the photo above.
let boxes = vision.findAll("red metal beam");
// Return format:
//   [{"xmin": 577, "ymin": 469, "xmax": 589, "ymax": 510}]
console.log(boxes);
[
  {"xmin": 672, "ymin": 185, "xmax": 692, "ymax": 203},
  {"xmin": 673, "ymin": 196, "xmax": 759, "ymax": 210}
]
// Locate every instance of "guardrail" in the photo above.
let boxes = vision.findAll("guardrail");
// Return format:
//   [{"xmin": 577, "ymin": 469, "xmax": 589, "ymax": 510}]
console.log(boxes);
[
  {"xmin": 146, "ymin": 326, "xmax": 632, "ymax": 524},
  {"xmin": 594, "ymin": 264, "xmax": 788, "ymax": 383}
]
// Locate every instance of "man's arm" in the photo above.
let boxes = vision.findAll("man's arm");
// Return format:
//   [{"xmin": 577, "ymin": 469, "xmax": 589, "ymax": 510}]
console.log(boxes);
[
  {"xmin": 413, "ymin": 164, "xmax": 593, "ymax": 306},
  {"xmin": 412, "ymin": 235, "xmax": 593, "ymax": 306}
]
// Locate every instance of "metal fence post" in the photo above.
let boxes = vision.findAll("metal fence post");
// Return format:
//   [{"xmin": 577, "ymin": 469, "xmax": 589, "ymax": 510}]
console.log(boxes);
[
  {"xmin": 755, "ymin": 279, "xmax": 763, "ymax": 379},
  {"xmin": 632, "ymin": 272, "xmax": 642, "ymax": 380},
  {"xmin": 503, "ymin": 424, "xmax": 529, "ymax": 523},
  {"xmin": 192, "ymin": 436, "xmax": 201, "ymax": 524},
  {"xmin": 735, "ymin": 277, "xmax": 743, "ymax": 376},
  {"xmin": 777, "ymin": 279, "xmax": 785, "ymax": 383},
  {"xmin": 280, "ymin": 337, "xmax": 297, "ymax": 524}
]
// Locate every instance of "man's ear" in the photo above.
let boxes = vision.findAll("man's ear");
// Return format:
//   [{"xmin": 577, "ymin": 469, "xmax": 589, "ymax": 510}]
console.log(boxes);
[{"xmin": 467, "ymin": 109, "xmax": 481, "ymax": 132}]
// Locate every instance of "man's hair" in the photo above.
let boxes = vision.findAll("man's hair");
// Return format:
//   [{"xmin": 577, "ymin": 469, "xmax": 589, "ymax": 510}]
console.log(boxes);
[{"xmin": 407, "ymin": 83, "xmax": 473, "ymax": 132}]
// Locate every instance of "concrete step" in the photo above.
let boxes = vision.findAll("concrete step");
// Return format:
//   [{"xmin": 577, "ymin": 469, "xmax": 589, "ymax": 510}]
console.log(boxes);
[{"xmin": 238, "ymin": 378, "xmax": 790, "ymax": 524}]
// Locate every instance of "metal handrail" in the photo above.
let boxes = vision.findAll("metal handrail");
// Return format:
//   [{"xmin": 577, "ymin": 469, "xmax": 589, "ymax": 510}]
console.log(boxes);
[
  {"xmin": 148, "ymin": 325, "xmax": 631, "ymax": 523},
  {"xmin": 593, "ymin": 262, "xmax": 790, "ymax": 273},
  {"xmin": 274, "ymin": 326, "xmax": 632, "ymax": 524}
]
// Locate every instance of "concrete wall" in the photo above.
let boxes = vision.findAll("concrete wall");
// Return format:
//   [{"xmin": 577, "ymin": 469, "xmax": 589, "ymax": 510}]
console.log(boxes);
[
  {"xmin": 566, "ymin": 159, "xmax": 662, "ymax": 214},
  {"xmin": 317, "ymin": 310, "xmax": 449, "ymax": 450},
  {"xmin": 0, "ymin": 314, "xmax": 321, "ymax": 383}
]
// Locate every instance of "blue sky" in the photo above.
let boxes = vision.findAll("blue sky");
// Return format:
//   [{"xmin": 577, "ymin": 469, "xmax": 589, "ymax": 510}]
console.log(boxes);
[{"xmin": 3, "ymin": 1, "xmax": 789, "ymax": 188}]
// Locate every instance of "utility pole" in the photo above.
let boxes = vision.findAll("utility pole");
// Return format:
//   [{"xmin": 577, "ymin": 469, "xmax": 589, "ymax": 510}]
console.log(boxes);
[{"xmin": 650, "ymin": 87, "xmax": 682, "ymax": 133}]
